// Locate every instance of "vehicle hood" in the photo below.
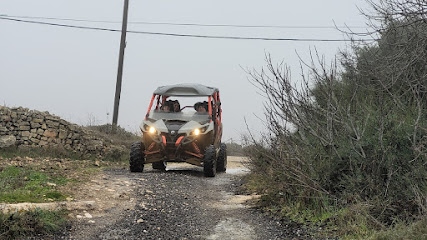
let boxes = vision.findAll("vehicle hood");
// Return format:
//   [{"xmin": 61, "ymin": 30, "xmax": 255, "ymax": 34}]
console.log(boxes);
[{"xmin": 140, "ymin": 119, "xmax": 213, "ymax": 135}]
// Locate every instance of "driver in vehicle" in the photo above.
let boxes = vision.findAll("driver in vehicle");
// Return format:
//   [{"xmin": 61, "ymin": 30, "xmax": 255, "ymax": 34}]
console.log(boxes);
[{"xmin": 161, "ymin": 101, "xmax": 173, "ymax": 112}]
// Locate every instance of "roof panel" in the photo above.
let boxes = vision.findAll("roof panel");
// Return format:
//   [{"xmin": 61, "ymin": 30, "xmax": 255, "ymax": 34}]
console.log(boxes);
[{"xmin": 153, "ymin": 83, "xmax": 219, "ymax": 96}]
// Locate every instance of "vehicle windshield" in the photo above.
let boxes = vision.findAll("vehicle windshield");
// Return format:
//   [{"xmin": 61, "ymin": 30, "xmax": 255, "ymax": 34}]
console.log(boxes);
[{"xmin": 147, "ymin": 110, "xmax": 210, "ymax": 123}]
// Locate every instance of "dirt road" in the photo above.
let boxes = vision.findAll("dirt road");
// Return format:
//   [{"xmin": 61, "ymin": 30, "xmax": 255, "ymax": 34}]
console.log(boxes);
[{"xmin": 55, "ymin": 157, "xmax": 303, "ymax": 240}]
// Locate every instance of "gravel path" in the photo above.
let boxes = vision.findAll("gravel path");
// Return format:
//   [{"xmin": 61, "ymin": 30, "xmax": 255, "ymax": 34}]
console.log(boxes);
[{"xmin": 52, "ymin": 157, "xmax": 307, "ymax": 240}]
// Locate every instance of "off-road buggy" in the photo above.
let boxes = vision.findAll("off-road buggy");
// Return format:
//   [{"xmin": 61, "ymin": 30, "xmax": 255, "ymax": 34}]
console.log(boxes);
[{"xmin": 129, "ymin": 83, "xmax": 227, "ymax": 177}]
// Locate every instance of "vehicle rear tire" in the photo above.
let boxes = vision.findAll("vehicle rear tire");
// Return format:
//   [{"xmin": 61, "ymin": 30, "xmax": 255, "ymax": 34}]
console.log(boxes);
[
  {"xmin": 130, "ymin": 142, "xmax": 145, "ymax": 172},
  {"xmin": 203, "ymin": 145, "xmax": 217, "ymax": 177},
  {"xmin": 152, "ymin": 161, "xmax": 166, "ymax": 171},
  {"xmin": 217, "ymin": 143, "xmax": 227, "ymax": 172}
]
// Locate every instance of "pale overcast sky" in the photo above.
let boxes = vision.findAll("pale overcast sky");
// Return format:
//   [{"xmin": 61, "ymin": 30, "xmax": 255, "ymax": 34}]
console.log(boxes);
[{"xmin": 0, "ymin": 0, "xmax": 373, "ymax": 142}]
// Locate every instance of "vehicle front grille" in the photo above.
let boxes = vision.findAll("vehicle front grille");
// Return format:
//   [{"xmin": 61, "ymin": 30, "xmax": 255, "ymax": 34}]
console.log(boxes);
[{"xmin": 162, "ymin": 133, "xmax": 186, "ymax": 144}]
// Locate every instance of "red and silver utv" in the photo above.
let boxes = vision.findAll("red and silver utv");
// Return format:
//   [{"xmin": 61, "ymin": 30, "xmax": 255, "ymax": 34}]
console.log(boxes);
[{"xmin": 129, "ymin": 84, "xmax": 227, "ymax": 177}]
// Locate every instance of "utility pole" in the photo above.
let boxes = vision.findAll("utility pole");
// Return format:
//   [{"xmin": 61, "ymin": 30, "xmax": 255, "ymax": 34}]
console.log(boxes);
[{"xmin": 112, "ymin": 0, "xmax": 129, "ymax": 133}]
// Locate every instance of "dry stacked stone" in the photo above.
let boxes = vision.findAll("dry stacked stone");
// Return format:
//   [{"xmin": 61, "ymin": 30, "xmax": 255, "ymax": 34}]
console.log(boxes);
[{"xmin": 0, "ymin": 106, "xmax": 122, "ymax": 157}]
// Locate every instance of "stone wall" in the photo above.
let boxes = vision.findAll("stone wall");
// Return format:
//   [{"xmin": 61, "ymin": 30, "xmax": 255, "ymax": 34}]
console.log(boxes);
[{"xmin": 0, "ymin": 106, "xmax": 124, "ymax": 157}]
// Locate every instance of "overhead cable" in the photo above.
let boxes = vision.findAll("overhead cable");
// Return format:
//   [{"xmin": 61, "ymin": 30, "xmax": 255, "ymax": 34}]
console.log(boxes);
[
  {"xmin": 0, "ymin": 16, "xmax": 376, "ymax": 42},
  {"xmin": 2, "ymin": 14, "xmax": 369, "ymax": 29}
]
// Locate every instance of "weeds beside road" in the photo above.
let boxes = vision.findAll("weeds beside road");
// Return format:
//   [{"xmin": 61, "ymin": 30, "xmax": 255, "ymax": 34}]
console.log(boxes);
[{"xmin": 0, "ymin": 152, "xmax": 127, "ymax": 239}]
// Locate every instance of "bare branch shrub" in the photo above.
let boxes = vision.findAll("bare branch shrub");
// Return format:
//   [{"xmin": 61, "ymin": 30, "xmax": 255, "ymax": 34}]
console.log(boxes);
[{"xmin": 245, "ymin": 0, "xmax": 426, "ymax": 223}]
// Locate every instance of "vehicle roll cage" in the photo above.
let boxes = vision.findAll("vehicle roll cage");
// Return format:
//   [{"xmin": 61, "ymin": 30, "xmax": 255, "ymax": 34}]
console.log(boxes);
[{"xmin": 145, "ymin": 92, "xmax": 222, "ymax": 127}]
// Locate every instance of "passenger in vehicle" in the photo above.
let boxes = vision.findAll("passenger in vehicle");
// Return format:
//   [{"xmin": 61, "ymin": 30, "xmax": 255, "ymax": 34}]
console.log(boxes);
[
  {"xmin": 194, "ymin": 102, "xmax": 207, "ymax": 112},
  {"xmin": 172, "ymin": 100, "xmax": 181, "ymax": 112}
]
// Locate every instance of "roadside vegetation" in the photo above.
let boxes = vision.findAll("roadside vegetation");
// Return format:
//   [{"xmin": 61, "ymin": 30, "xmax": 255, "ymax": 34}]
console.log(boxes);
[
  {"xmin": 0, "ymin": 209, "xmax": 67, "ymax": 239},
  {"xmin": 87, "ymin": 124, "xmax": 140, "ymax": 162},
  {"xmin": 0, "ymin": 124, "xmax": 136, "ymax": 239},
  {"xmin": 0, "ymin": 165, "xmax": 69, "ymax": 203},
  {"xmin": 86, "ymin": 123, "xmax": 140, "ymax": 148},
  {"xmin": 244, "ymin": 0, "xmax": 427, "ymax": 238},
  {"xmin": 226, "ymin": 142, "xmax": 245, "ymax": 156}
]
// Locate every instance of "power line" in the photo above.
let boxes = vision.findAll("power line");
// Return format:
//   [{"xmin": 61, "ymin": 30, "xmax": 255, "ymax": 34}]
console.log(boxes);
[
  {"xmin": 2, "ymin": 15, "xmax": 119, "ymax": 24},
  {"xmin": 2, "ymin": 14, "xmax": 370, "ymax": 29},
  {"xmin": 0, "ymin": 16, "xmax": 376, "ymax": 42}
]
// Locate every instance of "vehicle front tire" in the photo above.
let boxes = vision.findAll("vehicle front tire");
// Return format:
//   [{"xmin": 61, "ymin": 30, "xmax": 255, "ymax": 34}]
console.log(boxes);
[
  {"xmin": 203, "ymin": 145, "xmax": 217, "ymax": 177},
  {"xmin": 152, "ymin": 161, "xmax": 166, "ymax": 171},
  {"xmin": 130, "ymin": 142, "xmax": 145, "ymax": 172},
  {"xmin": 217, "ymin": 143, "xmax": 227, "ymax": 172}
]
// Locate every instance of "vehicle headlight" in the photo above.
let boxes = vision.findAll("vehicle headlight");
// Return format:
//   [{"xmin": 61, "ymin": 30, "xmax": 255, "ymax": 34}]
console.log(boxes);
[
  {"xmin": 193, "ymin": 128, "xmax": 200, "ymax": 136},
  {"xmin": 148, "ymin": 126, "xmax": 156, "ymax": 134},
  {"xmin": 192, "ymin": 126, "xmax": 208, "ymax": 136}
]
